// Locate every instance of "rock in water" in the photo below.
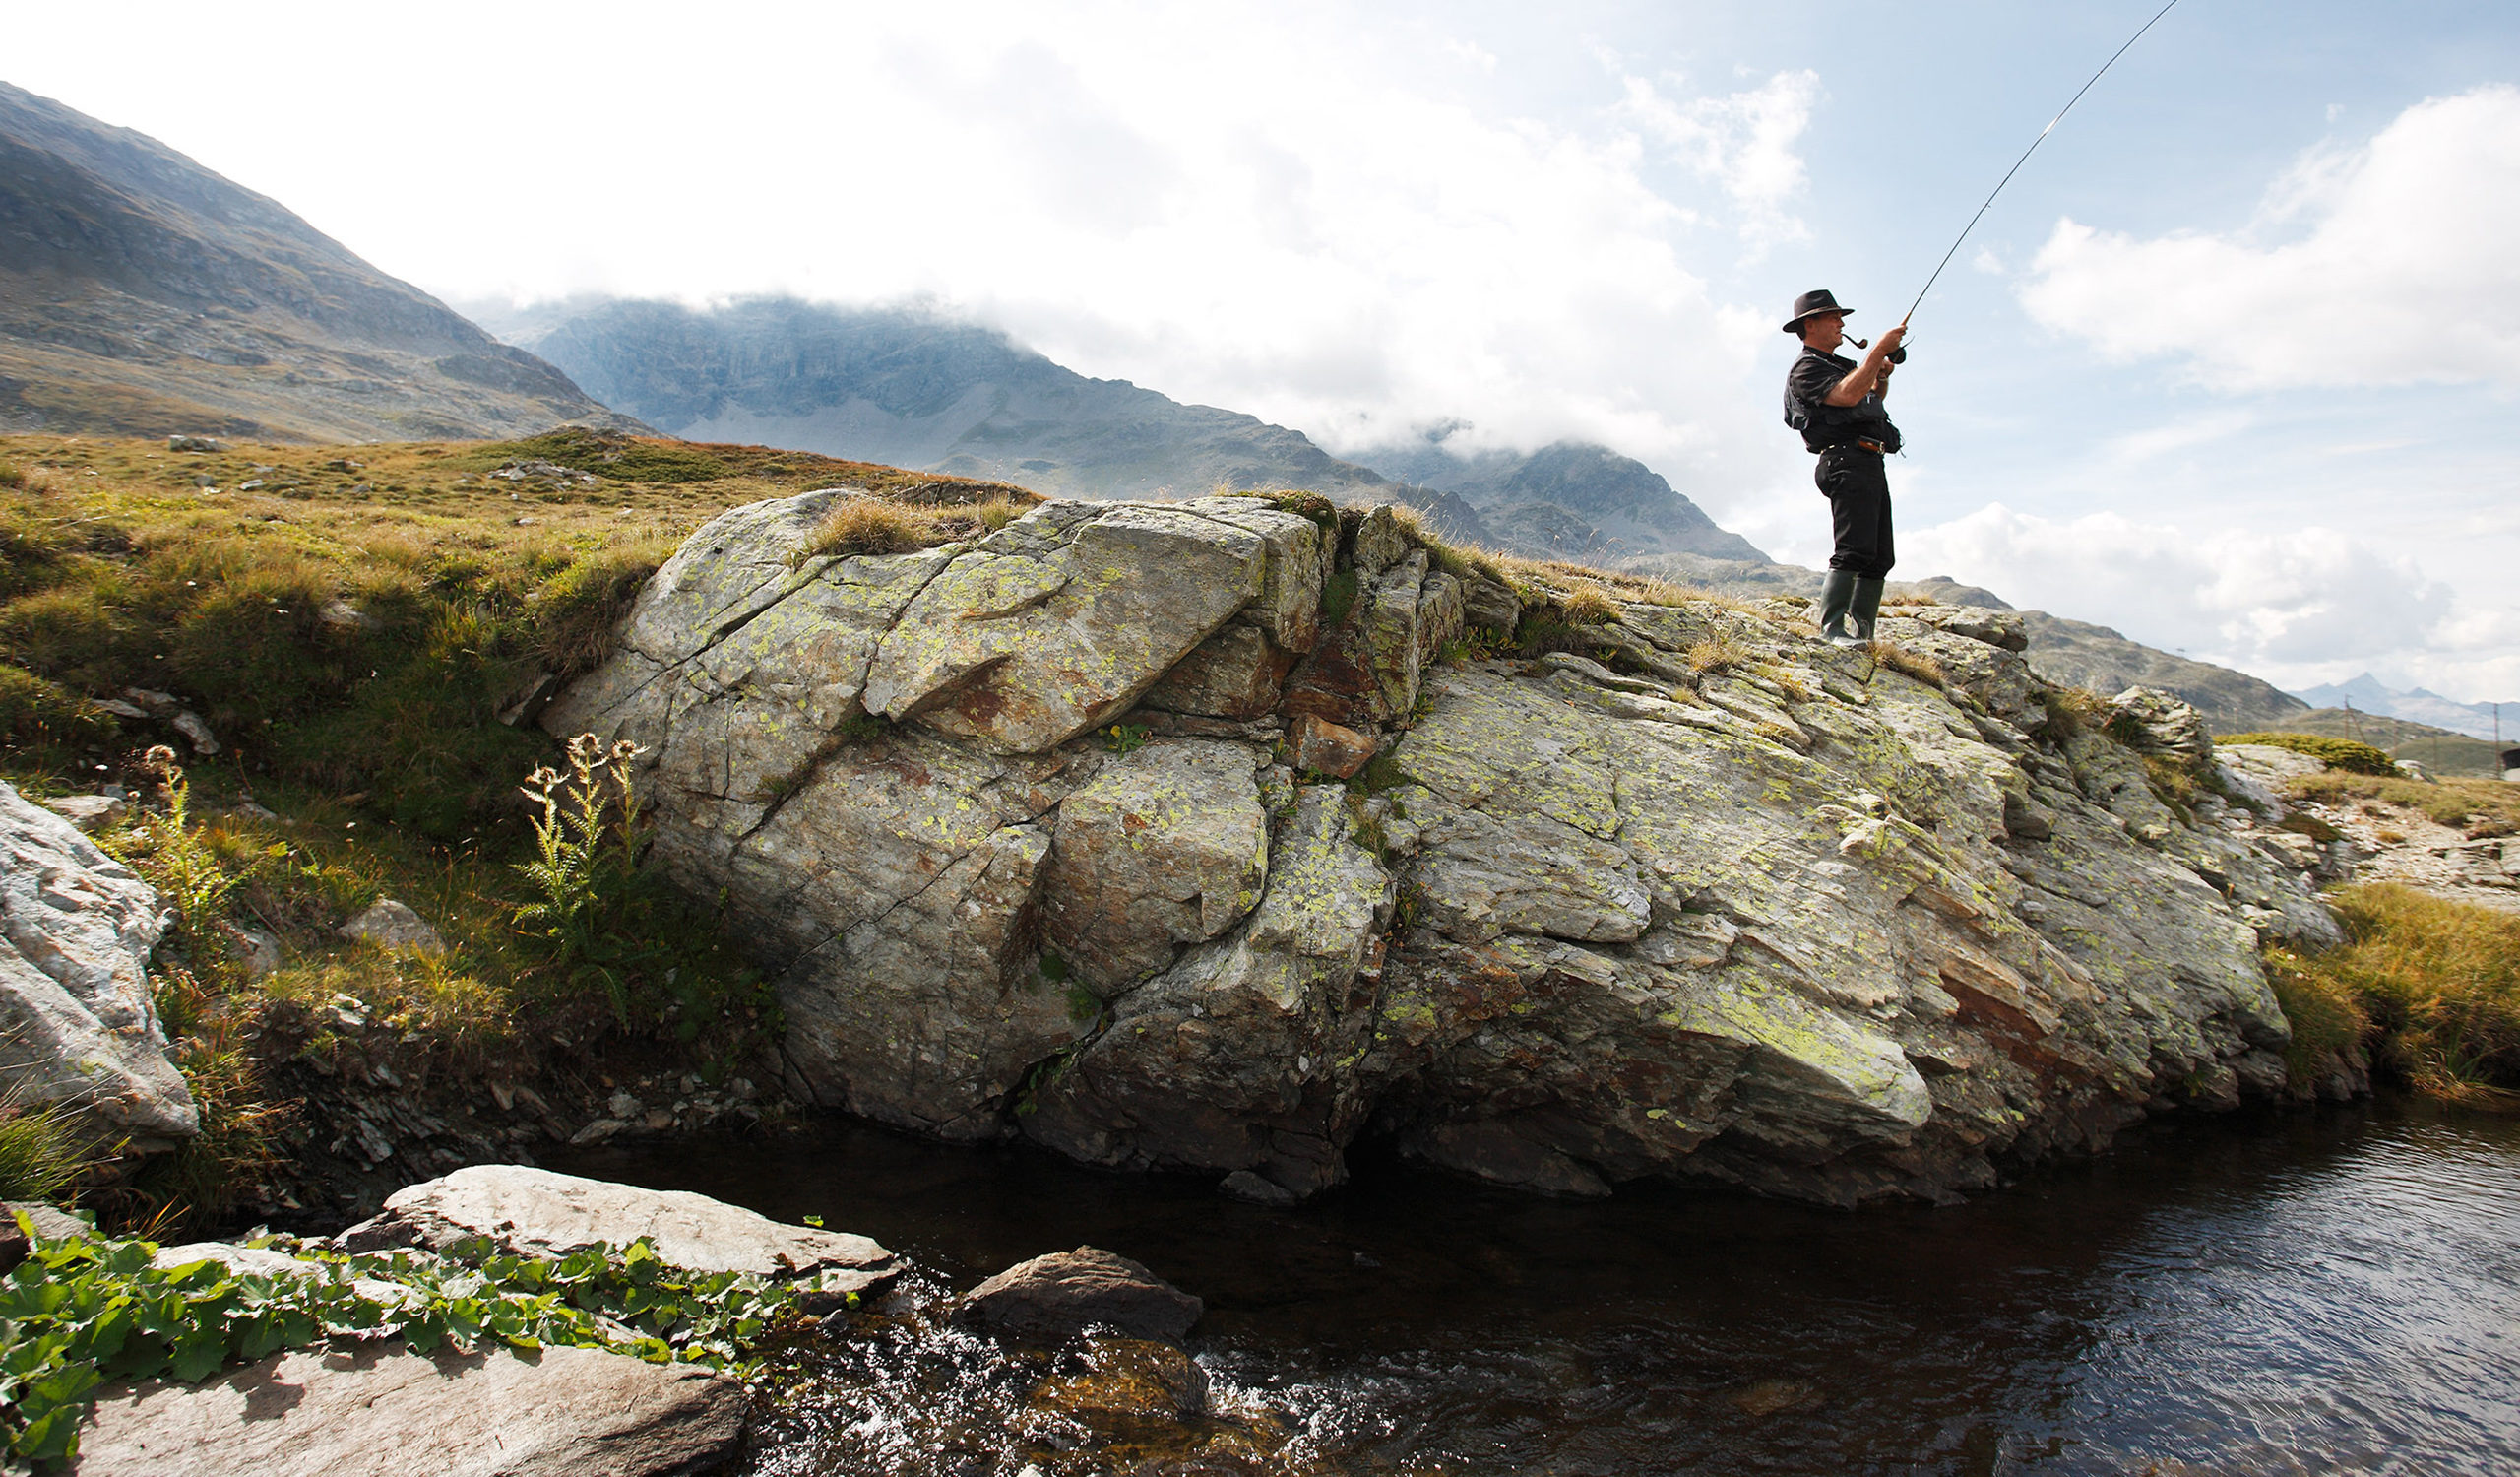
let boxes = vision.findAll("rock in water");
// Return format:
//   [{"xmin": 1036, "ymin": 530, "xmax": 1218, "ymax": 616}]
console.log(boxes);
[
  {"xmin": 73, "ymin": 1340, "xmax": 745, "ymax": 1477},
  {"xmin": 0, "ymin": 782, "xmax": 195, "ymax": 1140},
  {"xmin": 337, "ymin": 1165, "xmax": 898, "ymax": 1292},
  {"xmin": 545, "ymin": 491, "xmax": 2329, "ymax": 1206},
  {"xmin": 955, "ymin": 1247, "xmax": 1204, "ymax": 1345}
]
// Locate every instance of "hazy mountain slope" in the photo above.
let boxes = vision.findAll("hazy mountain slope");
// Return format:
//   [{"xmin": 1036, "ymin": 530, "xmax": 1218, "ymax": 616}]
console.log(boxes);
[
  {"xmin": 518, "ymin": 296, "xmax": 1415, "ymax": 505},
  {"xmin": 1355, "ymin": 437, "xmax": 1768, "ymax": 562},
  {"xmin": 0, "ymin": 81, "xmax": 628, "ymax": 441},
  {"xmin": 2017, "ymin": 611, "xmax": 2311, "ymax": 732}
]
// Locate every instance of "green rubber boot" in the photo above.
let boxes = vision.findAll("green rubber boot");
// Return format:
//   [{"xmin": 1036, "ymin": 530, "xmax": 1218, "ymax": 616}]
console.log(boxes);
[
  {"xmin": 1816, "ymin": 569, "xmax": 1861, "ymax": 646},
  {"xmin": 1852, "ymin": 576, "xmax": 1887, "ymax": 642}
]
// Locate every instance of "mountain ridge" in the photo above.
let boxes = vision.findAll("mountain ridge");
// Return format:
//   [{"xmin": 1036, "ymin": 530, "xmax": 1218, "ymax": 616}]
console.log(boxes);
[{"xmin": 0, "ymin": 81, "xmax": 630, "ymax": 441}]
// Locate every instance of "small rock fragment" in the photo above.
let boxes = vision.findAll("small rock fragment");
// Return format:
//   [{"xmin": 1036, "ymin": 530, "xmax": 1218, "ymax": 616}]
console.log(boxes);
[
  {"xmin": 340, "ymin": 898, "xmax": 447, "ymax": 956},
  {"xmin": 1288, "ymin": 713, "xmax": 1376, "ymax": 779}
]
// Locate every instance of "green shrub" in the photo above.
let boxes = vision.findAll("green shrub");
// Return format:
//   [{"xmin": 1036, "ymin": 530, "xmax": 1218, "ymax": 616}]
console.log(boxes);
[
  {"xmin": 530, "ymin": 546, "xmax": 666, "ymax": 678},
  {"xmin": 1320, "ymin": 567, "xmax": 1360, "ymax": 626},
  {"xmin": 2217, "ymin": 732, "xmax": 2397, "ymax": 776},
  {"xmin": 483, "ymin": 429, "xmax": 729, "ymax": 484},
  {"xmin": 0, "ymin": 664, "xmax": 113, "ymax": 757}
]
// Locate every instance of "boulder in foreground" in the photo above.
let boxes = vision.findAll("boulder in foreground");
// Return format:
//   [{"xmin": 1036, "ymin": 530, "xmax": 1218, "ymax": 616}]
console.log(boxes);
[{"xmin": 72, "ymin": 1340, "xmax": 744, "ymax": 1477}]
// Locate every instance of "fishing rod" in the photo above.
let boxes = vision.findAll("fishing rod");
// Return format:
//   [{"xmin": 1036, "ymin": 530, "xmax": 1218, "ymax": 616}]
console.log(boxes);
[{"xmin": 1848, "ymin": 0, "xmax": 2186, "ymax": 361}]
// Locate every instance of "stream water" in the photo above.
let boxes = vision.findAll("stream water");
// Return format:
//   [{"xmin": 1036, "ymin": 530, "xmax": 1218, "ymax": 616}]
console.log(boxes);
[{"xmin": 559, "ymin": 1100, "xmax": 2520, "ymax": 1476}]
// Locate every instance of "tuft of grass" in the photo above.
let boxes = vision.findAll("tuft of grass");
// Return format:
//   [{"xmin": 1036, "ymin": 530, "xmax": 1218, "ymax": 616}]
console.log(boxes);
[
  {"xmin": 2269, "ymin": 884, "xmax": 2520, "ymax": 1103},
  {"xmin": 2218, "ymin": 732, "xmax": 2398, "ymax": 777},
  {"xmin": 1559, "ymin": 584, "xmax": 1619, "ymax": 625},
  {"xmin": 531, "ymin": 543, "xmax": 672, "ymax": 678},
  {"xmin": 797, "ymin": 498, "xmax": 939, "ymax": 561},
  {"xmin": 1685, "ymin": 634, "xmax": 1748, "ymax": 676},
  {"xmin": 1870, "ymin": 642, "xmax": 1947, "ymax": 690},
  {"xmin": 0, "ymin": 1092, "xmax": 90, "ymax": 1204}
]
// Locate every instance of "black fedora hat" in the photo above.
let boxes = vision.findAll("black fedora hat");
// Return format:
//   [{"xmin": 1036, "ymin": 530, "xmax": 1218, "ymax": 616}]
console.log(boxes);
[{"xmin": 1782, "ymin": 289, "xmax": 1853, "ymax": 333}]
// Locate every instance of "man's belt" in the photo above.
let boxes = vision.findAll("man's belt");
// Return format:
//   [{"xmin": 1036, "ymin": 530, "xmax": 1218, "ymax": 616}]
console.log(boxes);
[{"xmin": 1828, "ymin": 438, "xmax": 1887, "ymax": 456}]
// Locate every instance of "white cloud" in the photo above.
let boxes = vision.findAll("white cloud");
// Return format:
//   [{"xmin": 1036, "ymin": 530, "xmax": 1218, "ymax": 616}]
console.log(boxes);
[
  {"xmin": 1898, "ymin": 502, "xmax": 2520, "ymax": 701},
  {"xmin": 2, "ymin": 0, "xmax": 1817, "ymax": 495},
  {"xmin": 2018, "ymin": 86, "xmax": 2520, "ymax": 391},
  {"xmin": 1613, "ymin": 68, "xmax": 1820, "ymax": 249}
]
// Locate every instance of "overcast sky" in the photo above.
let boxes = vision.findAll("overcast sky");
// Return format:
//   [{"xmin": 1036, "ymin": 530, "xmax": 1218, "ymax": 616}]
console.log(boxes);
[{"xmin": 12, "ymin": 0, "xmax": 2520, "ymax": 702}]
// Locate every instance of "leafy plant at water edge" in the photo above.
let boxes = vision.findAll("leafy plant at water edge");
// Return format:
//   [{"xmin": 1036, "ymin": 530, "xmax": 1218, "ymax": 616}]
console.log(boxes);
[{"xmin": 0, "ymin": 1219, "xmax": 837, "ymax": 1465}]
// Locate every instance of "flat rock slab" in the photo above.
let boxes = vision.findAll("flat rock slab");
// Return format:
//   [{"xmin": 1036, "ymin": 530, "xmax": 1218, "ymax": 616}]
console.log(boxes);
[
  {"xmin": 72, "ymin": 1339, "xmax": 745, "ymax": 1477},
  {"xmin": 339, "ymin": 1166, "xmax": 897, "ymax": 1292},
  {"xmin": 954, "ymin": 1247, "xmax": 1202, "ymax": 1346}
]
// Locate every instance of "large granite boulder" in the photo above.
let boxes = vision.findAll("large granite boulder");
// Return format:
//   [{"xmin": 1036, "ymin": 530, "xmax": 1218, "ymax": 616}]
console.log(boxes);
[
  {"xmin": 0, "ymin": 782, "xmax": 193, "ymax": 1141},
  {"xmin": 547, "ymin": 489, "xmax": 2336, "ymax": 1206}
]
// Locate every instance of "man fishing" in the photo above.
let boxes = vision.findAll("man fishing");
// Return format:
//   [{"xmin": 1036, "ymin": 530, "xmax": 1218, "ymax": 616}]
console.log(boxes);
[{"xmin": 1782, "ymin": 289, "xmax": 1906, "ymax": 646}]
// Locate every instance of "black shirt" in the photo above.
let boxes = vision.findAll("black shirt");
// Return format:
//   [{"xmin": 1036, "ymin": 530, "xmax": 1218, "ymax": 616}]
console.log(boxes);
[{"xmin": 1784, "ymin": 346, "xmax": 1901, "ymax": 454}]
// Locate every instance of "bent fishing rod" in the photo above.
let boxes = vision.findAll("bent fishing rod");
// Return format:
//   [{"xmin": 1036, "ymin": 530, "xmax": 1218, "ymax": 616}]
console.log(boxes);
[{"xmin": 1847, "ymin": 0, "xmax": 2186, "ymax": 360}]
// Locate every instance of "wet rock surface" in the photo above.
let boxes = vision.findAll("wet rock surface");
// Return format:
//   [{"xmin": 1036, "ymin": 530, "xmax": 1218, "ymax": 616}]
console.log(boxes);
[
  {"xmin": 547, "ymin": 492, "xmax": 2359, "ymax": 1206},
  {"xmin": 954, "ymin": 1246, "xmax": 1204, "ymax": 1345}
]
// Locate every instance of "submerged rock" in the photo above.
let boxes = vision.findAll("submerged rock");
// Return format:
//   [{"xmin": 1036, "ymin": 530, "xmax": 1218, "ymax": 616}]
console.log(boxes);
[
  {"xmin": 955, "ymin": 1246, "xmax": 1204, "ymax": 1345},
  {"xmin": 545, "ymin": 489, "xmax": 2342, "ymax": 1206}
]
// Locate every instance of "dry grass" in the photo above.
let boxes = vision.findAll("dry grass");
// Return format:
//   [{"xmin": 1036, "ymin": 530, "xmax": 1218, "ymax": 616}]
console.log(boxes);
[
  {"xmin": 797, "ymin": 492, "xmax": 1028, "ymax": 563},
  {"xmin": 1869, "ymin": 641, "xmax": 1947, "ymax": 689},
  {"xmin": 1560, "ymin": 584, "xmax": 1620, "ymax": 625},
  {"xmin": 2269, "ymin": 884, "xmax": 2520, "ymax": 1103},
  {"xmin": 1686, "ymin": 634, "xmax": 1749, "ymax": 675},
  {"xmin": 2285, "ymin": 772, "xmax": 2520, "ymax": 837}
]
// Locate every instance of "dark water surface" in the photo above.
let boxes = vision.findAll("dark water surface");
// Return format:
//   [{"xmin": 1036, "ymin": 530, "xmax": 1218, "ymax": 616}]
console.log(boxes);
[{"xmin": 561, "ymin": 1102, "xmax": 2520, "ymax": 1475}]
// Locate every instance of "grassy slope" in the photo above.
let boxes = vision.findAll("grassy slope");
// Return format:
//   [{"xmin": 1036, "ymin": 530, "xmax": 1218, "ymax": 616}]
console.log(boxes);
[
  {"xmin": 0, "ymin": 430, "xmax": 1035, "ymax": 1230},
  {"xmin": 2246, "ymin": 707, "xmax": 2510, "ymax": 780}
]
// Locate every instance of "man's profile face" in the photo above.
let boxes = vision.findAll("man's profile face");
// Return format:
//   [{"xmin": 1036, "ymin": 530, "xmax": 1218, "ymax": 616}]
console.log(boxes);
[{"xmin": 1801, "ymin": 311, "xmax": 1847, "ymax": 353}]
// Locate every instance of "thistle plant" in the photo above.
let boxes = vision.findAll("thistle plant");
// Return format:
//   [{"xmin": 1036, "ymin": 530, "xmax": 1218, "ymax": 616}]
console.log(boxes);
[
  {"xmin": 514, "ymin": 734, "xmax": 650, "ymax": 1026},
  {"xmin": 133, "ymin": 746, "xmax": 248, "ymax": 944}
]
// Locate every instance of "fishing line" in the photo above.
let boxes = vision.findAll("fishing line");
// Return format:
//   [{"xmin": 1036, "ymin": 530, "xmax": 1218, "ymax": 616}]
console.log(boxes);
[{"xmin": 1898, "ymin": 0, "xmax": 2187, "ymax": 331}]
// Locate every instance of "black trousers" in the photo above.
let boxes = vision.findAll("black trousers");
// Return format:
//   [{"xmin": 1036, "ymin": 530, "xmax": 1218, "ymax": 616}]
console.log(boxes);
[{"xmin": 1815, "ymin": 447, "xmax": 1894, "ymax": 578}]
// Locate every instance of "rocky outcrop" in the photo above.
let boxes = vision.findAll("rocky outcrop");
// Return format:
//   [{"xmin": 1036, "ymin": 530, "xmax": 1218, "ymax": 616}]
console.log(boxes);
[
  {"xmin": 0, "ymin": 782, "xmax": 193, "ymax": 1141},
  {"xmin": 549, "ymin": 490, "xmax": 2343, "ymax": 1206},
  {"xmin": 338, "ymin": 1166, "xmax": 898, "ymax": 1293}
]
